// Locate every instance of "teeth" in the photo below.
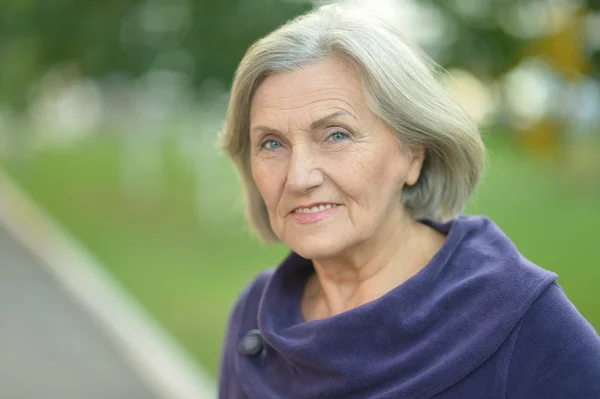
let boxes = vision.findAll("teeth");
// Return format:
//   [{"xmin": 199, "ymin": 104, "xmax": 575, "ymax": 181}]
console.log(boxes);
[{"xmin": 295, "ymin": 204, "xmax": 336, "ymax": 214}]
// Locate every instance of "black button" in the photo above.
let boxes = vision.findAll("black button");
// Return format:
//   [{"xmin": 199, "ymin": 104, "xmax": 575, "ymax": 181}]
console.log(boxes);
[{"xmin": 237, "ymin": 329, "xmax": 263, "ymax": 357}]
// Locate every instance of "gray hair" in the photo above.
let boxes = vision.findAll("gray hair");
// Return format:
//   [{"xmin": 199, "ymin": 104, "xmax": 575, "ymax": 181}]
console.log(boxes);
[{"xmin": 220, "ymin": 3, "xmax": 485, "ymax": 242}]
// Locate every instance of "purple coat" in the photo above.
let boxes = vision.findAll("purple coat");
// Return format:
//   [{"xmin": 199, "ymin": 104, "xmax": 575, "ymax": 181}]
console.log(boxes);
[{"xmin": 219, "ymin": 216, "xmax": 600, "ymax": 398}]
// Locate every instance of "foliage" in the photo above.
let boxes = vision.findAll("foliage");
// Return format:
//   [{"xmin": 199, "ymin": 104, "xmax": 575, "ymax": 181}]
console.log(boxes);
[{"xmin": 0, "ymin": 0, "xmax": 312, "ymax": 110}]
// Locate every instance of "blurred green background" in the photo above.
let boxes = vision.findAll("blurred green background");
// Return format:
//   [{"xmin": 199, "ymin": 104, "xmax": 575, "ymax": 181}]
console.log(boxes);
[{"xmin": 1, "ymin": 0, "xmax": 599, "ymax": 378}]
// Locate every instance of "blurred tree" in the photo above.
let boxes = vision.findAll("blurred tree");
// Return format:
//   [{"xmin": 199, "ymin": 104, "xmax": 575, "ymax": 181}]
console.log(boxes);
[
  {"xmin": 427, "ymin": 0, "xmax": 600, "ymax": 79},
  {"xmin": 517, "ymin": 5, "xmax": 591, "ymax": 155},
  {"xmin": 1, "ymin": 0, "xmax": 599, "ymax": 170},
  {"xmin": 426, "ymin": 0, "xmax": 600, "ymax": 164},
  {"xmin": 0, "ymin": 0, "xmax": 312, "ymax": 111}
]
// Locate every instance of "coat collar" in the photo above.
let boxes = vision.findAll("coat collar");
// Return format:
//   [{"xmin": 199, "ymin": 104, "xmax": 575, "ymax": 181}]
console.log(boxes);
[{"xmin": 237, "ymin": 216, "xmax": 556, "ymax": 398}]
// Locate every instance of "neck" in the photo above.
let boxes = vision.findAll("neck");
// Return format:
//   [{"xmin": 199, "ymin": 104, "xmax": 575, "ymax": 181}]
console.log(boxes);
[{"xmin": 303, "ymin": 212, "xmax": 444, "ymax": 321}]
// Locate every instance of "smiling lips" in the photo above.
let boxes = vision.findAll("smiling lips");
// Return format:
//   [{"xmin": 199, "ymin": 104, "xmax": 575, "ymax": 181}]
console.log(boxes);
[{"xmin": 291, "ymin": 203, "xmax": 340, "ymax": 224}]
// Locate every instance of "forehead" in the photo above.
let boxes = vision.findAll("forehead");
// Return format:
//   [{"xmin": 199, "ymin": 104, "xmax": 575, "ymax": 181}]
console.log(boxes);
[{"xmin": 250, "ymin": 59, "xmax": 366, "ymax": 122}]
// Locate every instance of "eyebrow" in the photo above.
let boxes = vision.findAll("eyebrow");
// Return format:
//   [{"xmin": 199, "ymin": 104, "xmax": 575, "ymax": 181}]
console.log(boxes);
[
  {"xmin": 310, "ymin": 110, "xmax": 353, "ymax": 130},
  {"xmin": 251, "ymin": 110, "xmax": 354, "ymax": 136}
]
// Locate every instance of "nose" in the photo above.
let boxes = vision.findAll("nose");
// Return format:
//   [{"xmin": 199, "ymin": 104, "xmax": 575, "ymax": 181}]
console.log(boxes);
[{"xmin": 286, "ymin": 146, "xmax": 324, "ymax": 194}]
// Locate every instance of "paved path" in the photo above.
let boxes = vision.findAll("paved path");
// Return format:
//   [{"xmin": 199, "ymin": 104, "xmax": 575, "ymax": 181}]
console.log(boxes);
[
  {"xmin": 0, "ymin": 170, "xmax": 215, "ymax": 399},
  {"xmin": 0, "ymin": 223, "xmax": 161, "ymax": 399}
]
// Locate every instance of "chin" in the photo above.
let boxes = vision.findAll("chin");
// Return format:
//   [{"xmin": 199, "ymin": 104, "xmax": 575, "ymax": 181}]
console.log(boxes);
[{"xmin": 284, "ymin": 233, "xmax": 348, "ymax": 260}]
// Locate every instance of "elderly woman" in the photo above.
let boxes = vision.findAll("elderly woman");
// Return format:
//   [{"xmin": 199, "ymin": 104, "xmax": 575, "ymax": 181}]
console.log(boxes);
[{"xmin": 218, "ymin": 4, "xmax": 600, "ymax": 398}]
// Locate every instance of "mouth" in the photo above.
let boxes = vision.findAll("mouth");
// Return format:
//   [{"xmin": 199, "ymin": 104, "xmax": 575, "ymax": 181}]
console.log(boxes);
[
  {"xmin": 291, "ymin": 203, "xmax": 339, "ymax": 214},
  {"xmin": 289, "ymin": 203, "xmax": 341, "ymax": 225}
]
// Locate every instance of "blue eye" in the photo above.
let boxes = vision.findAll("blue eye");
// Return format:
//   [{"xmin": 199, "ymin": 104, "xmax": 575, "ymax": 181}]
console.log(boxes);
[
  {"xmin": 329, "ymin": 131, "xmax": 349, "ymax": 142},
  {"xmin": 261, "ymin": 139, "xmax": 281, "ymax": 150}
]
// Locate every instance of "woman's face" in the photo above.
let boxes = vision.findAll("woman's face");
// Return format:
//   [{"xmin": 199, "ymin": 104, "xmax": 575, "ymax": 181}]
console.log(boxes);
[{"xmin": 249, "ymin": 58, "xmax": 423, "ymax": 259}]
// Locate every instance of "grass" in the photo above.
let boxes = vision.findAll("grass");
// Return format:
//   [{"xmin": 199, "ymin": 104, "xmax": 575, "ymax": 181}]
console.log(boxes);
[{"xmin": 2, "ymin": 132, "xmax": 599, "ymax": 378}]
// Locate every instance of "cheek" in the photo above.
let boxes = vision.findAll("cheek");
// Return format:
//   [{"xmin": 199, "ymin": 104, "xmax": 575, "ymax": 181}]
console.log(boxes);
[
  {"xmin": 334, "ymin": 145, "xmax": 403, "ymax": 186},
  {"xmin": 251, "ymin": 159, "xmax": 285, "ymax": 209},
  {"xmin": 329, "ymin": 145, "xmax": 409, "ymax": 206},
  {"xmin": 372, "ymin": 140, "xmax": 412, "ymax": 182}
]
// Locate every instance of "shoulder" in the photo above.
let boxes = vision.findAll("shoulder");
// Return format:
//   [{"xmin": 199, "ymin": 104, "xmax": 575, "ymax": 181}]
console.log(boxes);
[
  {"xmin": 506, "ymin": 283, "xmax": 600, "ymax": 398},
  {"xmin": 511, "ymin": 283, "xmax": 600, "ymax": 357}
]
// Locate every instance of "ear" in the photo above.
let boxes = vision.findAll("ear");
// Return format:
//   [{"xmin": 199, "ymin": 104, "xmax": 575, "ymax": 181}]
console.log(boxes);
[{"xmin": 405, "ymin": 146, "xmax": 425, "ymax": 186}]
